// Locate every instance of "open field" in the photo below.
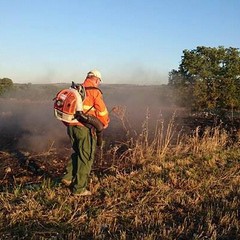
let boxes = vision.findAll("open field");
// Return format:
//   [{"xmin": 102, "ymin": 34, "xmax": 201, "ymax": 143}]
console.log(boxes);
[{"xmin": 0, "ymin": 84, "xmax": 239, "ymax": 239}]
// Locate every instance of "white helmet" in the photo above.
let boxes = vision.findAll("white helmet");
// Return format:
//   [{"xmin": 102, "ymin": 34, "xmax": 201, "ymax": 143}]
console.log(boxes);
[{"xmin": 87, "ymin": 69, "xmax": 102, "ymax": 81}]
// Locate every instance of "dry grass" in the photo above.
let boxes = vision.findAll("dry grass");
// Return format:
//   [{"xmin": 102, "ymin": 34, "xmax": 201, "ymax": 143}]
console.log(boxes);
[{"xmin": 0, "ymin": 114, "xmax": 239, "ymax": 239}]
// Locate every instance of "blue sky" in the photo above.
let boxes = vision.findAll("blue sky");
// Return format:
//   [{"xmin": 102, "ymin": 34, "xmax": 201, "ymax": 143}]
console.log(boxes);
[{"xmin": 0, "ymin": 0, "xmax": 239, "ymax": 84}]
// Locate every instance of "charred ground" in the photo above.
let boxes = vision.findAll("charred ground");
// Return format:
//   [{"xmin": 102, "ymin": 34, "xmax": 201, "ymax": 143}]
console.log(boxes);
[{"xmin": 0, "ymin": 84, "xmax": 239, "ymax": 188}]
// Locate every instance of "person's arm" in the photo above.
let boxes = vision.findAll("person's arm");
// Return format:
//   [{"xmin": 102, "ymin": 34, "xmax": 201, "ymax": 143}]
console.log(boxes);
[{"xmin": 94, "ymin": 92, "xmax": 110, "ymax": 128}]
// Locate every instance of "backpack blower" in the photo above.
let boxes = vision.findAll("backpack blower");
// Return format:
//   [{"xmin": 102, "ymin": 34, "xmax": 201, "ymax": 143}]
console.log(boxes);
[{"xmin": 54, "ymin": 81, "xmax": 104, "ymax": 146}]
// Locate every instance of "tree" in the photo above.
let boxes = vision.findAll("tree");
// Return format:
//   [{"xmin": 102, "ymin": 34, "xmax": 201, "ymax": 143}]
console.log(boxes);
[
  {"xmin": 0, "ymin": 78, "xmax": 14, "ymax": 96},
  {"xmin": 168, "ymin": 46, "xmax": 240, "ymax": 111},
  {"xmin": 168, "ymin": 70, "xmax": 193, "ymax": 107}
]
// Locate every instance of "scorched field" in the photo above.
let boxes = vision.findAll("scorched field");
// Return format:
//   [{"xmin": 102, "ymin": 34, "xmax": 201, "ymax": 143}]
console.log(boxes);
[{"xmin": 0, "ymin": 84, "xmax": 239, "ymax": 239}]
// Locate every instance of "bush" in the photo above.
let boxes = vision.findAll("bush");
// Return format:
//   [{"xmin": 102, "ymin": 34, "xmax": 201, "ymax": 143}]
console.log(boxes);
[{"xmin": 0, "ymin": 78, "xmax": 13, "ymax": 96}]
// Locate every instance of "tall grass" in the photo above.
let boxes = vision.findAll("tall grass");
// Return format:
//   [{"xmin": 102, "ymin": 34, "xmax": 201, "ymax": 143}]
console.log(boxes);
[{"xmin": 0, "ymin": 113, "xmax": 239, "ymax": 239}]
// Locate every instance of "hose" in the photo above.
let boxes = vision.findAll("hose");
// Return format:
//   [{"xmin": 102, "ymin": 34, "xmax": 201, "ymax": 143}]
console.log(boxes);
[{"xmin": 75, "ymin": 111, "xmax": 104, "ymax": 146}]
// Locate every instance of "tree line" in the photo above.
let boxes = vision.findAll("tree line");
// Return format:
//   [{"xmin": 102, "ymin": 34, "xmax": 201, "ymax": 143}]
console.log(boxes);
[{"xmin": 168, "ymin": 46, "xmax": 240, "ymax": 113}]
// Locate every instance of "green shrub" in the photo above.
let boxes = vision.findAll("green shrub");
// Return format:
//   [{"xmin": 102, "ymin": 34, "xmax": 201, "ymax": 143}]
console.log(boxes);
[{"xmin": 0, "ymin": 78, "xmax": 13, "ymax": 96}]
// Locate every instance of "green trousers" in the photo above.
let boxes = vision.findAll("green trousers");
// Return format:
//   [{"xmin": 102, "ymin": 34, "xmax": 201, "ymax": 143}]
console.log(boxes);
[{"xmin": 62, "ymin": 125, "xmax": 96, "ymax": 194}]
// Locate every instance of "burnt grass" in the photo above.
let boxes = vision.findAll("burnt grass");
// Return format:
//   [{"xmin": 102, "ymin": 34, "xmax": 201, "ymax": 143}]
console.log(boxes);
[
  {"xmin": 0, "ymin": 99, "xmax": 239, "ymax": 188},
  {"xmin": 0, "ymin": 84, "xmax": 239, "ymax": 239}
]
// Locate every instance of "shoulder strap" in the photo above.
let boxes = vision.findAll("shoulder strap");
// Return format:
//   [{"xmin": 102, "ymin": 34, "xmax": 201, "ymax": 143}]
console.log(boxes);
[{"xmin": 85, "ymin": 86, "xmax": 103, "ymax": 94}]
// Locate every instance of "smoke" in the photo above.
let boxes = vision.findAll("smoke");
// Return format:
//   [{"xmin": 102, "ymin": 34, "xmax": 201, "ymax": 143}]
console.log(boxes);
[
  {"xmin": 0, "ymin": 94, "xmax": 69, "ymax": 153},
  {"xmin": 0, "ymin": 82, "xmax": 178, "ymax": 153},
  {"xmin": 16, "ymin": 102, "xmax": 67, "ymax": 152},
  {"xmin": 106, "ymin": 64, "xmax": 168, "ymax": 85}
]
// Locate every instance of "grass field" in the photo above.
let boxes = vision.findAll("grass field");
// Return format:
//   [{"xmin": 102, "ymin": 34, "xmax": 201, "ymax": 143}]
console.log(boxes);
[{"xmin": 0, "ymin": 84, "xmax": 239, "ymax": 239}]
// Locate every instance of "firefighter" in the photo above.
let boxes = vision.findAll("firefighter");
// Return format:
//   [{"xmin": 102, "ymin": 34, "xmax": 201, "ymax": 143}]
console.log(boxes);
[{"xmin": 61, "ymin": 69, "xmax": 109, "ymax": 196}]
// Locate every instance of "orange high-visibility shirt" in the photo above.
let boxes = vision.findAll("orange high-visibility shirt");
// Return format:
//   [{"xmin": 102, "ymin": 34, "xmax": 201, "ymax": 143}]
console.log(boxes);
[{"xmin": 82, "ymin": 78, "xmax": 110, "ymax": 127}]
